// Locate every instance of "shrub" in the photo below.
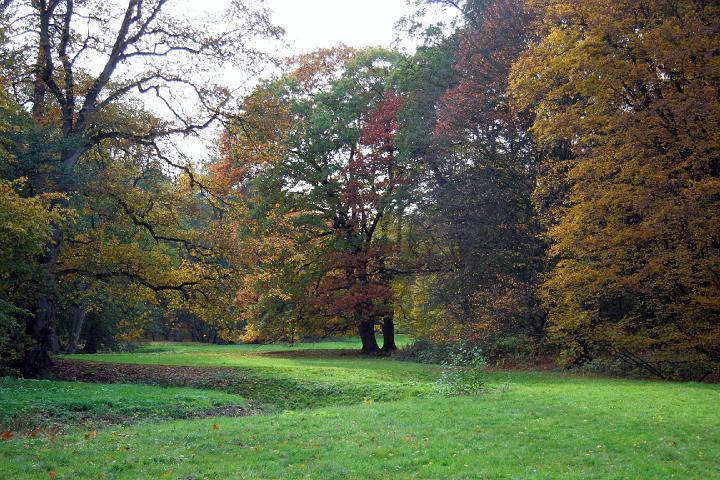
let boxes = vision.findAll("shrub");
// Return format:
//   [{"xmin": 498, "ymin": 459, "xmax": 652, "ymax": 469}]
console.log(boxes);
[
  {"xmin": 437, "ymin": 344, "xmax": 487, "ymax": 396},
  {"xmin": 395, "ymin": 338, "xmax": 455, "ymax": 364},
  {"xmin": 484, "ymin": 335, "xmax": 534, "ymax": 366},
  {"xmin": 398, "ymin": 336, "xmax": 534, "ymax": 367}
]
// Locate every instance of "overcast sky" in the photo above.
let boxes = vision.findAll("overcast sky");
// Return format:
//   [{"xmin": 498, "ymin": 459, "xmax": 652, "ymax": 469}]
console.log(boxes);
[{"xmin": 264, "ymin": 0, "xmax": 412, "ymax": 54}]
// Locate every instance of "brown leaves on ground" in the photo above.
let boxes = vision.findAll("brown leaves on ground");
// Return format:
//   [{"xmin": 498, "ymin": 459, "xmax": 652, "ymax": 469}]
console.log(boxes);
[
  {"xmin": 48, "ymin": 360, "xmax": 259, "ymax": 425},
  {"xmin": 52, "ymin": 359, "xmax": 248, "ymax": 393}
]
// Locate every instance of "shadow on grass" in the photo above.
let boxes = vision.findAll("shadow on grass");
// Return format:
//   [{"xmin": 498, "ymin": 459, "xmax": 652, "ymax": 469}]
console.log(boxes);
[{"xmin": 52, "ymin": 359, "xmax": 431, "ymax": 412}]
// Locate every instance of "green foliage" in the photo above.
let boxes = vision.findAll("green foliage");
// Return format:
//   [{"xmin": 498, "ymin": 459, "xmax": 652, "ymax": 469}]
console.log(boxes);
[
  {"xmin": 220, "ymin": 47, "xmax": 410, "ymax": 349},
  {"xmin": 396, "ymin": 338, "xmax": 457, "ymax": 364},
  {"xmin": 0, "ymin": 179, "xmax": 68, "ymax": 369},
  {"xmin": 398, "ymin": 336, "xmax": 531, "ymax": 367},
  {"xmin": 436, "ymin": 344, "xmax": 487, "ymax": 396}
]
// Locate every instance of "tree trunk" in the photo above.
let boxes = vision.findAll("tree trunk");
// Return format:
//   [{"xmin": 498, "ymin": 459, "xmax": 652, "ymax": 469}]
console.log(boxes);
[
  {"xmin": 358, "ymin": 319, "xmax": 381, "ymax": 354},
  {"xmin": 24, "ymin": 293, "xmax": 56, "ymax": 378},
  {"xmin": 381, "ymin": 315, "xmax": 397, "ymax": 352},
  {"xmin": 66, "ymin": 305, "xmax": 86, "ymax": 354},
  {"xmin": 23, "ymin": 228, "xmax": 63, "ymax": 377},
  {"xmin": 83, "ymin": 315, "xmax": 99, "ymax": 354}
]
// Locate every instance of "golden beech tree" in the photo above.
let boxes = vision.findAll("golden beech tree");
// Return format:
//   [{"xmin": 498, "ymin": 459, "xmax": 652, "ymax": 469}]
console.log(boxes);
[
  {"xmin": 510, "ymin": 0, "xmax": 720, "ymax": 377},
  {"xmin": 45, "ymin": 128, "xmax": 244, "ymax": 347},
  {"xmin": 207, "ymin": 81, "xmax": 320, "ymax": 344}
]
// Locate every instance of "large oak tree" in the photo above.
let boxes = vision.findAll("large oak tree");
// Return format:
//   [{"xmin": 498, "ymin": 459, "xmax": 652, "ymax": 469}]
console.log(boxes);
[{"xmin": 2, "ymin": 0, "xmax": 280, "ymax": 375}]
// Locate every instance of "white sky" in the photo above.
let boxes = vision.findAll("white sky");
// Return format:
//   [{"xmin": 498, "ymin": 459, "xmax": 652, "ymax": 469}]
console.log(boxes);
[{"xmin": 264, "ymin": 0, "xmax": 412, "ymax": 54}]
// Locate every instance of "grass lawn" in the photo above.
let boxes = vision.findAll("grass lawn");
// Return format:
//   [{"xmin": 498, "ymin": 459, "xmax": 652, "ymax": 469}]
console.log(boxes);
[
  {"xmin": 0, "ymin": 377, "xmax": 247, "ymax": 432},
  {"xmin": 1, "ymin": 338, "xmax": 718, "ymax": 479}
]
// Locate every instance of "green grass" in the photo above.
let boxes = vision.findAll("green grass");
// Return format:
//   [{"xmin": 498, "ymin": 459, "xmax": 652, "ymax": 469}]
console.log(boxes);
[
  {"xmin": 0, "ymin": 378, "xmax": 246, "ymax": 431},
  {"xmin": 1, "ymin": 373, "xmax": 718, "ymax": 479},
  {"xmin": 127, "ymin": 334, "xmax": 411, "ymax": 354},
  {"xmin": 61, "ymin": 335, "xmax": 436, "ymax": 410},
  {"xmin": 1, "ymin": 339, "xmax": 718, "ymax": 479}
]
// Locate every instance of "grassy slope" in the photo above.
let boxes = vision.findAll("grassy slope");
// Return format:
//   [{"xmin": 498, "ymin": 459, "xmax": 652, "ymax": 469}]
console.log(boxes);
[
  {"xmin": 1, "ymin": 339, "xmax": 718, "ymax": 479},
  {"xmin": 60, "ymin": 336, "xmax": 438, "ymax": 409},
  {"xmin": 0, "ymin": 378, "xmax": 246, "ymax": 431}
]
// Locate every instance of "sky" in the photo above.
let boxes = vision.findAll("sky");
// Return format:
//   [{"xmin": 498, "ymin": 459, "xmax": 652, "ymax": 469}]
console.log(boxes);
[{"xmin": 264, "ymin": 0, "xmax": 413, "ymax": 54}]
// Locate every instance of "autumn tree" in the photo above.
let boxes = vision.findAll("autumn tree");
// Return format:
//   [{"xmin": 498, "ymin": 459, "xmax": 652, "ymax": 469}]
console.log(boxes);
[
  {"xmin": 219, "ymin": 48, "xmax": 408, "ymax": 353},
  {"xmin": 314, "ymin": 91, "xmax": 407, "ymax": 352},
  {"xmin": 0, "ymin": 0, "xmax": 280, "ymax": 375},
  {"xmin": 510, "ymin": 0, "xmax": 720, "ymax": 378},
  {"xmin": 396, "ymin": 0, "xmax": 545, "ymax": 344},
  {"xmin": 54, "ymin": 139, "xmax": 237, "ymax": 351}
]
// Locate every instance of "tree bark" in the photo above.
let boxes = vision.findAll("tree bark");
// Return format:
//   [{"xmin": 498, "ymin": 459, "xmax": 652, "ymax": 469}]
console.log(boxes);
[
  {"xmin": 381, "ymin": 315, "xmax": 397, "ymax": 352},
  {"xmin": 66, "ymin": 304, "xmax": 86, "ymax": 354},
  {"xmin": 82, "ymin": 315, "xmax": 101, "ymax": 353},
  {"xmin": 24, "ymin": 227, "xmax": 63, "ymax": 377},
  {"xmin": 358, "ymin": 319, "xmax": 381, "ymax": 354},
  {"xmin": 24, "ymin": 294, "xmax": 56, "ymax": 378}
]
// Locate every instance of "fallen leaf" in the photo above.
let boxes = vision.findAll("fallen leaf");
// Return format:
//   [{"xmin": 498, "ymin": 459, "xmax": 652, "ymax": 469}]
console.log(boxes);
[
  {"xmin": 212, "ymin": 424, "xmax": 220, "ymax": 430},
  {"xmin": 404, "ymin": 435, "xmax": 413, "ymax": 442}
]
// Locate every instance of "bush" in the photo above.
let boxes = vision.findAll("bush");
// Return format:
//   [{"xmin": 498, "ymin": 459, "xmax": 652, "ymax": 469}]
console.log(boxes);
[
  {"xmin": 395, "ymin": 338, "xmax": 456, "ymax": 364},
  {"xmin": 437, "ymin": 344, "xmax": 487, "ymax": 396},
  {"xmin": 108, "ymin": 341, "xmax": 140, "ymax": 353},
  {"xmin": 484, "ymin": 335, "xmax": 534, "ymax": 366},
  {"xmin": 569, "ymin": 355, "xmax": 716, "ymax": 382},
  {"xmin": 397, "ymin": 336, "xmax": 534, "ymax": 367}
]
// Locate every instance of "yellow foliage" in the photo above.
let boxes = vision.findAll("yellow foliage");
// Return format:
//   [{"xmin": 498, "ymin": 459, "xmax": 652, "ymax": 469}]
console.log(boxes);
[{"xmin": 510, "ymin": 0, "xmax": 720, "ymax": 374}]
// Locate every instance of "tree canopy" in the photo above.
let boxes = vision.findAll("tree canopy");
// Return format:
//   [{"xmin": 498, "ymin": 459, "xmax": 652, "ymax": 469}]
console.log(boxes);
[{"xmin": 0, "ymin": 0, "xmax": 717, "ymax": 381}]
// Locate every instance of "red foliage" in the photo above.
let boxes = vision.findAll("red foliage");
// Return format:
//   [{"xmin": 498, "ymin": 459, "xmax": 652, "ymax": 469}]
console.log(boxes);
[
  {"xmin": 435, "ymin": 0, "xmax": 536, "ymax": 140},
  {"xmin": 317, "ymin": 92, "xmax": 406, "ymax": 323},
  {"xmin": 342, "ymin": 91, "xmax": 407, "ymax": 234}
]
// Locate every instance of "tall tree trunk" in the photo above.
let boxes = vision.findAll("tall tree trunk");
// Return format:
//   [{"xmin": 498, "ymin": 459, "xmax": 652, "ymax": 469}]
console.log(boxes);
[
  {"xmin": 66, "ymin": 304, "xmax": 86, "ymax": 354},
  {"xmin": 23, "ymin": 228, "xmax": 63, "ymax": 377},
  {"xmin": 83, "ymin": 316, "xmax": 99, "ymax": 354},
  {"xmin": 24, "ymin": 293, "xmax": 56, "ymax": 377},
  {"xmin": 358, "ymin": 318, "xmax": 380, "ymax": 354},
  {"xmin": 381, "ymin": 313, "xmax": 397, "ymax": 352}
]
